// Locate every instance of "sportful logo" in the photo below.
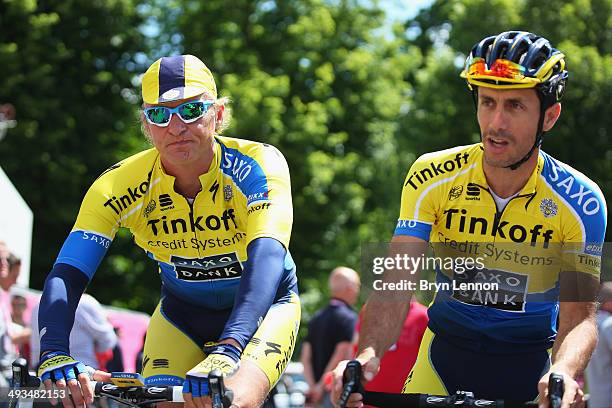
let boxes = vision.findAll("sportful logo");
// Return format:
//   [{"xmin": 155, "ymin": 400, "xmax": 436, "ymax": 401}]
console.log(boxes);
[
  {"xmin": 465, "ymin": 183, "xmax": 480, "ymax": 200},
  {"xmin": 152, "ymin": 359, "xmax": 169, "ymax": 369},
  {"xmin": 159, "ymin": 194, "xmax": 173, "ymax": 209},
  {"xmin": 405, "ymin": 152, "xmax": 470, "ymax": 190}
]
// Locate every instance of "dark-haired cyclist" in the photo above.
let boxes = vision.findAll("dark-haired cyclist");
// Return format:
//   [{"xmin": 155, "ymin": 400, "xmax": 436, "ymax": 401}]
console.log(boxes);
[{"xmin": 333, "ymin": 31, "xmax": 606, "ymax": 408}]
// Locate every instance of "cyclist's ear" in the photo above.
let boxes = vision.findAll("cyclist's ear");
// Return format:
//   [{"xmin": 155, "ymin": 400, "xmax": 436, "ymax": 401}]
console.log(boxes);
[
  {"xmin": 542, "ymin": 102, "xmax": 561, "ymax": 132},
  {"xmin": 215, "ymin": 105, "xmax": 225, "ymax": 131}
]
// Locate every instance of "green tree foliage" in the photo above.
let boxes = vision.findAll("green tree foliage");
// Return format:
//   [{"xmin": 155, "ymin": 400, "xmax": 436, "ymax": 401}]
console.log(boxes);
[{"xmin": 0, "ymin": 0, "xmax": 152, "ymax": 305}]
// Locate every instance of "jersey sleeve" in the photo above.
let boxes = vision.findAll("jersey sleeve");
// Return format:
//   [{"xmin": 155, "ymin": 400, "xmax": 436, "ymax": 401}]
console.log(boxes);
[
  {"xmin": 394, "ymin": 154, "xmax": 442, "ymax": 241},
  {"xmin": 244, "ymin": 144, "xmax": 293, "ymax": 248},
  {"xmin": 55, "ymin": 171, "xmax": 121, "ymax": 279},
  {"xmin": 561, "ymin": 185, "xmax": 607, "ymax": 278}
]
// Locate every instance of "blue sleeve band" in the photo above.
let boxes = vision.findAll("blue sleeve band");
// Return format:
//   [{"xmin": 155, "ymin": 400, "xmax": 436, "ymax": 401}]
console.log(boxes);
[
  {"xmin": 220, "ymin": 238, "xmax": 286, "ymax": 349},
  {"xmin": 55, "ymin": 231, "xmax": 112, "ymax": 279},
  {"xmin": 394, "ymin": 219, "xmax": 432, "ymax": 241},
  {"xmin": 38, "ymin": 263, "xmax": 90, "ymax": 355}
]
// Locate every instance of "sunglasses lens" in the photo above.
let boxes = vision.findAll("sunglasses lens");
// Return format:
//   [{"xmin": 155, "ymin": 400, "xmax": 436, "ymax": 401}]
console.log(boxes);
[
  {"xmin": 178, "ymin": 102, "xmax": 206, "ymax": 121},
  {"xmin": 146, "ymin": 107, "xmax": 171, "ymax": 125}
]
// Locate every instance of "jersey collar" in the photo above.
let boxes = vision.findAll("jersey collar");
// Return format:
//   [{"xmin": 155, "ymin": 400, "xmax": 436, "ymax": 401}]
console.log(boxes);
[
  {"xmin": 197, "ymin": 139, "xmax": 221, "ymax": 190},
  {"xmin": 474, "ymin": 144, "xmax": 544, "ymax": 196}
]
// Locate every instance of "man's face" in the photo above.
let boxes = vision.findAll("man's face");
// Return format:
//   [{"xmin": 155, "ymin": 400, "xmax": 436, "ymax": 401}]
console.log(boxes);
[
  {"xmin": 143, "ymin": 93, "xmax": 219, "ymax": 167},
  {"xmin": 477, "ymin": 87, "xmax": 542, "ymax": 168}
]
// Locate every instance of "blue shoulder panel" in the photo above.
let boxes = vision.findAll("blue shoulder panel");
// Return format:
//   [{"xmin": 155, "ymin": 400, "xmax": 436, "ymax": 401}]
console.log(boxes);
[
  {"xmin": 217, "ymin": 140, "xmax": 270, "ymax": 205},
  {"xmin": 541, "ymin": 152, "xmax": 607, "ymax": 251}
]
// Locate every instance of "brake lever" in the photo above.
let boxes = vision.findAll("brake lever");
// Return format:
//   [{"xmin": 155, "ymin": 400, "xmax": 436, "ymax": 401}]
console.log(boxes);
[
  {"xmin": 209, "ymin": 369, "xmax": 233, "ymax": 408},
  {"xmin": 338, "ymin": 360, "xmax": 364, "ymax": 408},
  {"xmin": 548, "ymin": 373, "xmax": 564, "ymax": 408}
]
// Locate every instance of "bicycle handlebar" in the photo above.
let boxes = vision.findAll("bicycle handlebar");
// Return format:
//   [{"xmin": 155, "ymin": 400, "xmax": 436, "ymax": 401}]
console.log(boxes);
[
  {"xmin": 92, "ymin": 381, "xmax": 185, "ymax": 404},
  {"xmin": 10, "ymin": 359, "xmax": 233, "ymax": 408},
  {"xmin": 339, "ymin": 360, "xmax": 564, "ymax": 408}
]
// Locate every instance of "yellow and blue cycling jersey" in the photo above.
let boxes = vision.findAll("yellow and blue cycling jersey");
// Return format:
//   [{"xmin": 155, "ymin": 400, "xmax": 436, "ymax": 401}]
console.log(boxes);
[
  {"xmin": 55, "ymin": 136, "xmax": 296, "ymax": 310},
  {"xmin": 394, "ymin": 143, "xmax": 607, "ymax": 352}
]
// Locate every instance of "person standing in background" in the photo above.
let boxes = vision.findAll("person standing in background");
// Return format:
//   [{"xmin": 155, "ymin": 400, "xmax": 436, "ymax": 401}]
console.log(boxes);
[
  {"xmin": 10, "ymin": 290, "xmax": 32, "ymax": 362},
  {"xmin": 30, "ymin": 293, "xmax": 117, "ymax": 369},
  {"xmin": 0, "ymin": 241, "xmax": 15, "ymax": 387},
  {"xmin": 585, "ymin": 282, "xmax": 612, "ymax": 408},
  {"xmin": 301, "ymin": 267, "xmax": 360, "ymax": 407}
]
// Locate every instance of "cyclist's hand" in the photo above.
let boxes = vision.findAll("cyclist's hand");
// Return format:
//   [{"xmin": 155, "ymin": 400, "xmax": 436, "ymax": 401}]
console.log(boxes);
[
  {"xmin": 37, "ymin": 351, "xmax": 110, "ymax": 407},
  {"xmin": 330, "ymin": 356, "xmax": 380, "ymax": 408},
  {"xmin": 183, "ymin": 342, "xmax": 241, "ymax": 402},
  {"xmin": 537, "ymin": 371, "xmax": 584, "ymax": 408}
]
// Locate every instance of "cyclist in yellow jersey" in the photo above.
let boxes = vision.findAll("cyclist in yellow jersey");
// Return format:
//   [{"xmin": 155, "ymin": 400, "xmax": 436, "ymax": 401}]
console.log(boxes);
[
  {"xmin": 332, "ymin": 31, "xmax": 606, "ymax": 408},
  {"xmin": 35, "ymin": 54, "xmax": 300, "ymax": 408}
]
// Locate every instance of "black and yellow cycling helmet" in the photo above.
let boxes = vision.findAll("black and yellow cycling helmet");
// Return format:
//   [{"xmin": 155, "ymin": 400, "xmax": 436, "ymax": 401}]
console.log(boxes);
[
  {"xmin": 461, "ymin": 31, "xmax": 568, "ymax": 169},
  {"xmin": 461, "ymin": 31, "xmax": 568, "ymax": 108}
]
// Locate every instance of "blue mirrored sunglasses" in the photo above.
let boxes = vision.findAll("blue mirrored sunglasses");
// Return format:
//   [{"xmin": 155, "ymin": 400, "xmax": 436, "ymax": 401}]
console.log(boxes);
[{"xmin": 144, "ymin": 100, "xmax": 215, "ymax": 127}]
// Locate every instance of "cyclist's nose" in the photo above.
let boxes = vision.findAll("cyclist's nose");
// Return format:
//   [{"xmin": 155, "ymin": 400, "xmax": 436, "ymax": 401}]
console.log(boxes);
[
  {"xmin": 489, "ymin": 106, "xmax": 508, "ymax": 132},
  {"xmin": 167, "ymin": 113, "xmax": 187, "ymax": 136}
]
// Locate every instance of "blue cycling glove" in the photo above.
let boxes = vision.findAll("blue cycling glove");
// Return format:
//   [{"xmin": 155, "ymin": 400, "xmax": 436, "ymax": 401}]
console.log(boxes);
[
  {"xmin": 37, "ymin": 351, "xmax": 88, "ymax": 383},
  {"xmin": 182, "ymin": 342, "xmax": 241, "ymax": 397}
]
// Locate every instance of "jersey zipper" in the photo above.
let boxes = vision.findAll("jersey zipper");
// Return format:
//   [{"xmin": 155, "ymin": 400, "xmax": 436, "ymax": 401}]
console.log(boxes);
[
  {"xmin": 183, "ymin": 193, "xmax": 202, "ymax": 258},
  {"xmin": 471, "ymin": 183, "xmax": 536, "ymax": 242}
]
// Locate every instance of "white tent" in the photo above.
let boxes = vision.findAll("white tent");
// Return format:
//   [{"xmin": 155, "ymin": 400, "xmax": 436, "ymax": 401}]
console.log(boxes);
[{"xmin": 0, "ymin": 165, "xmax": 33, "ymax": 287}]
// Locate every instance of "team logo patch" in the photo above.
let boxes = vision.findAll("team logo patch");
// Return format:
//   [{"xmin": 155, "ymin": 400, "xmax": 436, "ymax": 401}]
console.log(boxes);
[
  {"xmin": 466, "ymin": 183, "xmax": 480, "ymax": 200},
  {"xmin": 144, "ymin": 200, "xmax": 156, "ymax": 218},
  {"xmin": 224, "ymin": 185, "xmax": 233, "ymax": 201},
  {"xmin": 540, "ymin": 198, "xmax": 558, "ymax": 218},
  {"xmin": 448, "ymin": 185, "xmax": 463, "ymax": 201}
]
